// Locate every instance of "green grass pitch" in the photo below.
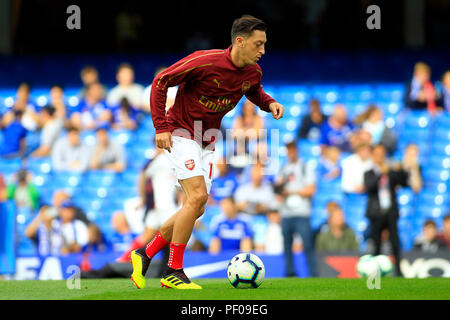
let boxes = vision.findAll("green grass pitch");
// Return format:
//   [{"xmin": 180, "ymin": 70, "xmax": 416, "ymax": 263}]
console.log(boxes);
[{"xmin": 0, "ymin": 278, "xmax": 449, "ymax": 300}]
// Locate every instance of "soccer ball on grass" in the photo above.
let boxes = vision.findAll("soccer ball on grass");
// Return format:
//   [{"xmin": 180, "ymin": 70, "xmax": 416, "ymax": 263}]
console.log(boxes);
[
  {"xmin": 356, "ymin": 254, "xmax": 393, "ymax": 277},
  {"xmin": 227, "ymin": 253, "xmax": 265, "ymax": 288}
]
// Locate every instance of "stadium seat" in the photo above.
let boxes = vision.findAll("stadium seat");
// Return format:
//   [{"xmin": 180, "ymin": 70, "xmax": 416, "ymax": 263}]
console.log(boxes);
[
  {"xmin": 340, "ymin": 84, "xmax": 375, "ymax": 103},
  {"xmin": 310, "ymin": 85, "xmax": 340, "ymax": 104},
  {"xmin": 26, "ymin": 157, "xmax": 52, "ymax": 174},
  {"xmin": 397, "ymin": 187, "xmax": 416, "ymax": 207},
  {"xmin": 84, "ymin": 171, "xmax": 117, "ymax": 188},
  {"xmin": 374, "ymin": 83, "xmax": 405, "ymax": 102},
  {"xmin": 0, "ymin": 158, "xmax": 22, "ymax": 176},
  {"xmin": 109, "ymin": 129, "xmax": 135, "ymax": 146},
  {"xmin": 421, "ymin": 168, "xmax": 450, "ymax": 183},
  {"xmin": 276, "ymin": 85, "xmax": 310, "ymax": 105},
  {"xmin": 434, "ymin": 114, "xmax": 450, "ymax": 129}
]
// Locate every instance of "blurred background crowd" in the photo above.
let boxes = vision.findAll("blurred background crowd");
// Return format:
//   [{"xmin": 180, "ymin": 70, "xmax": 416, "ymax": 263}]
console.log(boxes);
[
  {"xmin": 0, "ymin": 0, "xmax": 449, "ymax": 278},
  {"xmin": 1, "ymin": 59, "xmax": 449, "ymax": 277}
]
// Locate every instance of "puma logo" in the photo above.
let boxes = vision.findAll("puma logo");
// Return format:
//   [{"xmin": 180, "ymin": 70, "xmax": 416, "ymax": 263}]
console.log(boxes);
[{"xmin": 213, "ymin": 78, "xmax": 223, "ymax": 88}]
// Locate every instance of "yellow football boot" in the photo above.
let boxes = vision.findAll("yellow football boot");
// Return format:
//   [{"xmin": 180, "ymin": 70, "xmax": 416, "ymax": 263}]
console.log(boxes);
[
  {"xmin": 160, "ymin": 268, "xmax": 202, "ymax": 289},
  {"xmin": 130, "ymin": 249, "xmax": 151, "ymax": 289}
]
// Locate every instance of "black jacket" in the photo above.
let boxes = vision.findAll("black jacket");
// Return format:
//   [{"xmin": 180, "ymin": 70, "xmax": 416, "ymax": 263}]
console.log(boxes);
[{"xmin": 364, "ymin": 167, "xmax": 409, "ymax": 219}]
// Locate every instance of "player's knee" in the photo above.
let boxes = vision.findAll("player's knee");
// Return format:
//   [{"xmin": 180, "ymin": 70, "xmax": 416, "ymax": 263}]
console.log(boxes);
[{"xmin": 188, "ymin": 192, "xmax": 208, "ymax": 210}]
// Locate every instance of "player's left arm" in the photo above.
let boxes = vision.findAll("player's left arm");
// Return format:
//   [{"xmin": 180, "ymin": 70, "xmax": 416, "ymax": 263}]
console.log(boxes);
[{"xmin": 245, "ymin": 80, "xmax": 284, "ymax": 120}]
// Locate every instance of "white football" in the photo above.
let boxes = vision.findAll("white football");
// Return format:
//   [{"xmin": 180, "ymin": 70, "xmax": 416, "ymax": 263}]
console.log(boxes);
[
  {"xmin": 373, "ymin": 254, "xmax": 393, "ymax": 276},
  {"xmin": 356, "ymin": 255, "xmax": 380, "ymax": 278},
  {"xmin": 227, "ymin": 253, "xmax": 265, "ymax": 289}
]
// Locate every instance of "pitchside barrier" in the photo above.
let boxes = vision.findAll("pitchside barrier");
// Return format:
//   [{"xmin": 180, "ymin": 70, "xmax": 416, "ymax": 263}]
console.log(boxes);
[
  {"xmin": 0, "ymin": 201, "xmax": 16, "ymax": 275},
  {"xmin": 5, "ymin": 250, "xmax": 450, "ymax": 280}
]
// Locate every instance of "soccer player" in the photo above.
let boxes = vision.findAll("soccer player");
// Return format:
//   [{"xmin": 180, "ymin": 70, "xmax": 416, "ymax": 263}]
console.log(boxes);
[{"xmin": 130, "ymin": 15, "xmax": 284, "ymax": 289}]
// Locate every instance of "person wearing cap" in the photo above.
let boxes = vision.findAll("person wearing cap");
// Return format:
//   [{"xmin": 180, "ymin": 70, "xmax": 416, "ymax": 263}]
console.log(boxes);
[
  {"xmin": 30, "ymin": 105, "xmax": 63, "ymax": 158},
  {"xmin": 89, "ymin": 126, "xmax": 126, "ymax": 173}
]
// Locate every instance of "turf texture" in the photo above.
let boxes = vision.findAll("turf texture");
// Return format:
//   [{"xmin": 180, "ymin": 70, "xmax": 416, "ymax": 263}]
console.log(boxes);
[{"xmin": 0, "ymin": 278, "xmax": 449, "ymax": 300}]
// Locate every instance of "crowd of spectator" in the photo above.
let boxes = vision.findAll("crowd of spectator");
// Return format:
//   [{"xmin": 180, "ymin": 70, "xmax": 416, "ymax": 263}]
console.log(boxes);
[{"xmin": 1, "ymin": 60, "xmax": 449, "ymax": 278}]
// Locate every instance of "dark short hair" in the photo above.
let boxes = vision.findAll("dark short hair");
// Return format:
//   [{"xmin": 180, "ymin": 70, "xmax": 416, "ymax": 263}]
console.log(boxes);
[
  {"xmin": 66, "ymin": 126, "xmax": 79, "ymax": 134},
  {"xmin": 443, "ymin": 214, "xmax": 450, "ymax": 222},
  {"xmin": 117, "ymin": 62, "xmax": 134, "ymax": 73},
  {"xmin": 18, "ymin": 82, "xmax": 31, "ymax": 92},
  {"xmin": 50, "ymin": 84, "xmax": 64, "ymax": 91},
  {"xmin": 424, "ymin": 219, "xmax": 437, "ymax": 228},
  {"xmin": 231, "ymin": 15, "xmax": 267, "ymax": 44},
  {"xmin": 285, "ymin": 141, "xmax": 297, "ymax": 150},
  {"xmin": 42, "ymin": 105, "xmax": 56, "ymax": 117},
  {"xmin": 80, "ymin": 65, "xmax": 98, "ymax": 76}
]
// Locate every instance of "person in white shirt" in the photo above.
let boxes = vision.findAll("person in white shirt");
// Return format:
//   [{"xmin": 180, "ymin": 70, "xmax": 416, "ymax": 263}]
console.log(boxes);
[
  {"xmin": 234, "ymin": 163, "xmax": 276, "ymax": 252},
  {"xmin": 57, "ymin": 200, "xmax": 89, "ymax": 254},
  {"xmin": 341, "ymin": 143, "xmax": 373, "ymax": 194},
  {"xmin": 51, "ymin": 127, "xmax": 92, "ymax": 173},
  {"xmin": 30, "ymin": 105, "xmax": 63, "ymax": 158},
  {"xmin": 115, "ymin": 147, "xmax": 179, "ymax": 264},
  {"xmin": 274, "ymin": 141, "xmax": 317, "ymax": 277},
  {"xmin": 106, "ymin": 63, "xmax": 144, "ymax": 110}
]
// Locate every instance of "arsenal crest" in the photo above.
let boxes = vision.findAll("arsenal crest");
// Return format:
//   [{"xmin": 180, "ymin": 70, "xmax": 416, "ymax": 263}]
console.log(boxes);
[
  {"xmin": 185, "ymin": 159, "xmax": 195, "ymax": 171},
  {"xmin": 242, "ymin": 81, "xmax": 251, "ymax": 93}
]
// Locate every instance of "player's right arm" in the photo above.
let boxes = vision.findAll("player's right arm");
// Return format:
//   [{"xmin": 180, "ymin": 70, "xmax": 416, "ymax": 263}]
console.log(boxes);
[{"xmin": 149, "ymin": 51, "xmax": 219, "ymax": 152}]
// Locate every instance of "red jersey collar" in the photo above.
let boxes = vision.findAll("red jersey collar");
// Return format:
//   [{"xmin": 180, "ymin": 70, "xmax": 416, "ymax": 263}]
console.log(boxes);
[{"xmin": 225, "ymin": 45, "xmax": 247, "ymax": 70}]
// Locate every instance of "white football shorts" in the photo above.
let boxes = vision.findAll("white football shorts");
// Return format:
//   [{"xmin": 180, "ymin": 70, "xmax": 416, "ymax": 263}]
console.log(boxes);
[{"xmin": 164, "ymin": 136, "xmax": 215, "ymax": 194}]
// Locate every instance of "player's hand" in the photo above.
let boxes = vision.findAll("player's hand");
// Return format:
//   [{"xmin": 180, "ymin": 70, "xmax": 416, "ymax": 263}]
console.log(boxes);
[
  {"xmin": 269, "ymin": 102, "xmax": 284, "ymax": 120},
  {"xmin": 155, "ymin": 132, "xmax": 173, "ymax": 153}
]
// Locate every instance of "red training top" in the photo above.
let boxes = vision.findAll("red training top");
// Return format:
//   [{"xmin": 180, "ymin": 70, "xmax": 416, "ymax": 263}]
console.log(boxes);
[{"xmin": 149, "ymin": 45, "xmax": 277, "ymax": 148}]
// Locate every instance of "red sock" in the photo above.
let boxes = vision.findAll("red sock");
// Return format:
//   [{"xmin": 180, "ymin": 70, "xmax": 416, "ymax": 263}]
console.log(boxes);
[
  {"xmin": 145, "ymin": 231, "xmax": 169, "ymax": 259},
  {"xmin": 168, "ymin": 243, "xmax": 187, "ymax": 270}
]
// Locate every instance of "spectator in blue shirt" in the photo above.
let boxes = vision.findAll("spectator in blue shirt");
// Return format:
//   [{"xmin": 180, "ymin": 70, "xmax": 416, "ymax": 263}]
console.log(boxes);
[
  {"xmin": 317, "ymin": 145, "xmax": 341, "ymax": 181},
  {"xmin": 436, "ymin": 71, "xmax": 450, "ymax": 112},
  {"xmin": 209, "ymin": 157, "xmax": 238, "ymax": 205},
  {"xmin": 70, "ymin": 82, "xmax": 112, "ymax": 131},
  {"xmin": 5, "ymin": 82, "xmax": 40, "ymax": 132},
  {"xmin": 82, "ymin": 223, "xmax": 112, "ymax": 254},
  {"xmin": 0, "ymin": 110, "xmax": 27, "ymax": 158},
  {"xmin": 320, "ymin": 104, "xmax": 354, "ymax": 153},
  {"xmin": 297, "ymin": 98, "xmax": 327, "ymax": 142},
  {"xmin": 209, "ymin": 197, "xmax": 253, "ymax": 254}
]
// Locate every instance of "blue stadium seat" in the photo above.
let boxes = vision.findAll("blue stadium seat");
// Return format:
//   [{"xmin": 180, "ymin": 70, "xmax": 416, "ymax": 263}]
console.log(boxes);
[
  {"xmin": 310, "ymin": 85, "xmax": 340, "ymax": 104},
  {"xmin": 340, "ymin": 84, "xmax": 375, "ymax": 103},
  {"xmin": 109, "ymin": 129, "xmax": 135, "ymax": 146},
  {"xmin": 415, "ymin": 204, "xmax": 447, "ymax": 220},
  {"xmin": 345, "ymin": 102, "xmax": 367, "ymax": 119},
  {"xmin": 430, "ymin": 141, "xmax": 450, "ymax": 156},
  {"xmin": 117, "ymin": 169, "xmax": 140, "ymax": 186},
  {"xmin": 397, "ymin": 187, "xmax": 416, "ymax": 207},
  {"xmin": 378, "ymin": 102, "xmax": 402, "ymax": 116},
  {"xmin": 52, "ymin": 172, "xmax": 84, "ymax": 189},
  {"xmin": 432, "ymin": 127, "xmax": 450, "ymax": 142},
  {"xmin": 343, "ymin": 193, "xmax": 368, "ymax": 208},
  {"xmin": 398, "ymin": 128, "xmax": 430, "ymax": 144},
  {"xmin": 398, "ymin": 218, "xmax": 414, "ymax": 250},
  {"xmin": 374, "ymin": 83, "xmax": 405, "ymax": 102},
  {"xmin": 403, "ymin": 111, "xmax": 432, "ymax": 129},
  {"xmin": 0, "ymin": 158, "xmax": 22, "ymax": 176},
  {"xmin": 26, "ymin": 157, "xmax": 52, "ymax": 174},
  {"xmin": 421, "ymin": 168, "xmax": 450, "ymax": 183},
  {"xmin": 276, "ymin": 85, "xmax": 310, "ymax": 105},
  {"xmin": 84, "ymin": 171, "xmax": 117, "ymax": 188},
  {"xmin": 297, "ymin": 140, "xmax": 321, "ymax": 158},
  {"xmin": 434, "ymin": 114, "xmax": 450, "ymax": 129}
]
